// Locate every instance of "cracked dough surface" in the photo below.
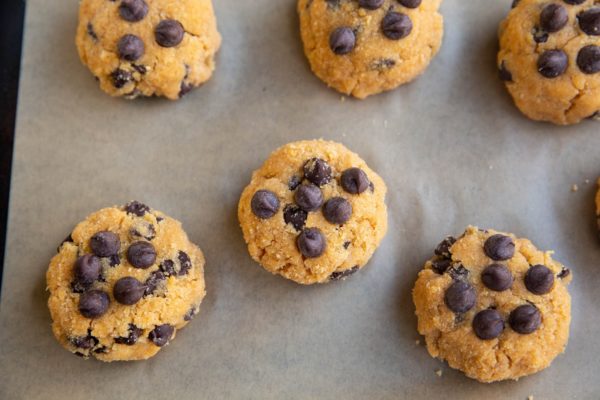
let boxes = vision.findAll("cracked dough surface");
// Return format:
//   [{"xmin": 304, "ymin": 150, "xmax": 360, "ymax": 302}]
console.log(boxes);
[
  {"xmin": 298, "ymin": 0, "xmax": 443, "ymax": 99},
  {"xmin": 47, "ymin": 204, "xmax": 205, "ymax": 361},
  {"xmin": 238, "ymin": 140, "xmax": 388, "ymax": 284},
  {"xmin": 498, "ymin": 0, "xmax": 600, "ymax": 125},
  {"xmin": 76, "ymin": 0, "xmax": 221, "ymax": 99},
  {"xmin": 413, "ymin": 226, "xmax": 572, "ymax": 382}
]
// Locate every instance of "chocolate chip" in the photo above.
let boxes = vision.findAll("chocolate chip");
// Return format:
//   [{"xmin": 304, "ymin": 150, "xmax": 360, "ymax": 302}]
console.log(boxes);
[
  {"xmin": 295, "ymin": 184, "xmax": 324, "ymax": 212},
  {"xmin": 304, "ymin": 158, "xmax": 332, "ymax": 186},
  {"xmin": 330, "ymin": 265, "xmax": 359, "ymax": 281},
  {"xmin": 481, "ymin": 264, "xmax": 513, "ymax": 291},
  {"xmin": 371, "ymin": 58, "xmax": 396, "ymax": 70},
  {"xmin": 78, "ymin": 290, "xmax": 110, "ymax": 318},
  {"xmin": 179, "ymin": 82, "xmax": 194, "ymax": 98},
  {"xmin": 538, "ymin": 50, "xmax": 568, "ymax": 78},
  {"xmin": 74, "ymin": 254, "xmax": 102, "ymax": 286},
  {"xmin": 74, "ymin": 352, "xmax": 86, "ymax": 358},
  {"xmin": 90, "ymin": 231, "xmax": 121, "ymax": 257},
  {"xmin": 533, "ymin": 27, "xmax": 549, "ymax": 43},
  {"xmin": 509, "ymin": 304, "xmax": 541, "ymax": 334},
  {"xmin": 149, "ymin": 324, "xmax": 174, "ymax": 347},
  {"xmin": 434, "ymin": 236, "xmax": 456, "ymax": 258},
  {"xmin": 119, "ymin": 0, "xmax": 148, "ymax": 22},
  {"xmin": 431, "ymin": 259, "xmax": 452, "ymax": 274},
  {"xmin": 86, "ymin": 23, "xmax": 98, "ymax": 41},
  {"xmin": 288, "ymin": 176, "xmax": 301, "ymax": 191},
  {"xmin": 71, "ymin": 281, "xmax": 87, "ymax": 294},
  {"xmin": 111, "ymin": 69, "xmax": 132, "ymax": 88},
  {"xmin": 448, "ymin": 264, "xmax": 470, "ymax": 280},
  {"xmin": 399, "ymin": 0, "xmax": 422, "ymax": 8},
  {"xmin": 160, "ymin": 259, "xmax": 176, "ymax": 276},
  {"xmin": 251, "ymin": 190, "xmax": 280, "ymax": 219},
  {"xmin": 58, "ymin": 234, "xmax": 74, "ymax": 252},
  {"xmin": 577, "ymin": 45, "xmax": 600, "ymax": 74},
  {"xmin": 115, "ymin": 324, "xmax": 143, "ymax": 345},
  {"xmin": 113, "ymin": 277, "xmax": 146, "ymax": 305},
  {"xmin": 130, "ymin": 223, "xmax": 156, "ymax": 241},
  {"xmin": 525, "ymin": 264, "xmax": 555, "ymax": 295},
  {"xmin": 359, "ymin": 0, "xmax": 384, "ymax": 10},
  {"xmin": 563, "ymin": 0, "xmax": 585, "ymax": 4},
  {"xmin": 297, "ymin": 227, "xmax": 326, "ymax": 258},
  {"xmin": 472, "ymin": 309, "xmax": 504, "ymax": 340},
  {"xmin": 144, "ymin": 270, "xmax": 165, "ymax": 295},
  {"xmin": 124, "ymin": 201, "xmax": 150, "ymax": 216},
  {"xmin": 178, "ymin": 251, "xmax": 192, "ymax": 276},
  {"xmin": 341, "ymin": 168, "xmax": 370, "ymax": 194},
  {"xmin": 184, "ymin": 307, "xmax": 197, "ymax": 321},
  {"xmin": 540, "ymin": 4, "xmax": 569, "ymax": 33},
  {"xmin": 499, "ymin": 61, "xmax": 513, "ymax": 82},
  {"xmin": 329, "ymin": 27, "xmax": 356, "ymax": 55},
  {"xmin": 132, "ymin": 64, "xmax": 146, "ymax": 75},
  {"xmin": 117, "ymin": 34, "xmax": 144, "ymax": 61},
  {"xmin": 283, "ymin": 205, "xmax": 307, "ymax": 231},
  {"xmin": 558, "ymin": 267, "xmax": 570, "ymax": 279},
  {"xmin": 382, "ymin": 12, "xmax": 413, "ymax": 40},
  {"xmin": 155, "ymin": 19, "xmax": 184, "ymax": 48},
  {"xmin": 127, "ymin": 241, "xmax": 157, "ymax": 269},
  {"xmin": 70, "ymin": 333, "xmax": 99, "ymax": 349},
  {"xmin": 578, "ymin": 8, "xmax": 600, "ymax": 35},
  {"xmin": 512, "ymin": 0, "xmax": 520, "ymax": 7},
  {"xmin": 108, "ymin": 254, "xmax": 120, "ymax": 267},
  {"xmin": 343, "ymin": 241, "xmax": 351, "ymax": 249},
  {"xmin": 483, "ymin": 234, "xmax": 515, "ymax": 261},
  {"xmin": 444, "ymin": 281, "xmax": 476, "ymax": 313},
  {"xmin": 323, "ymin": 197, "xmax": 352, "ymax": 225}
]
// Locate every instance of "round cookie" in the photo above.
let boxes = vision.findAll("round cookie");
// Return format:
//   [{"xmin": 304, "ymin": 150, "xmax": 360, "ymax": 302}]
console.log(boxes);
[
  {"xmin": 238, "ymin": 140, "xmax": 388, "ymax": 284},
  {"xmin": 46, "ymin": 201, "xmax": 206, "ymax": 361},
  {"xmin": 298, "ymin": 0, "xmax": 444, "ymax": 99},
  {"xmin": 76, "ymin": 0, "xmax": 221, "ymax": 99},
  {"xmin": 413, "ymin": 226, "xmax": 572, "ymax": 382},
  {"xmin": 498, "ymin": 0, "xmax": 600, "ymax": 125}
]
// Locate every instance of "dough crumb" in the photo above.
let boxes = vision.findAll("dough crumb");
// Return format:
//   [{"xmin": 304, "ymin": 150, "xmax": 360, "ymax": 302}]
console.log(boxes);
[
  {"xmin": 435, "ymin": 369, "xmax": 443, "ymax": 377},
  {"xmin": 571, "ymin": 184, "xmax": 579, "ymax": 192},
  {"xmin": 415, "ymin": 339, "xmax": 420, "ymax": 345}
]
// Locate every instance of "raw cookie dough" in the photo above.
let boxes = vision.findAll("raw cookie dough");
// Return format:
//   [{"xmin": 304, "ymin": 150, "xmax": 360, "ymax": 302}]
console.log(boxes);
[
  {"xmin": 46, "ymin": 202, "xmax": 206, "ymax": 361},
  {"xmin": 238, "ymin": 140, "xmax": 388, "ymax": 284},
  {"xmin": 76, "ymin": 0, "xmax": 221, "ymax": 99},
  {"xmin": 596, "ymin": 177, "xmax": 600, "ymax": 233},
  {"xmin": 498, "ymin": 0, "xmax": 600, "ymax": 125},
  {"xmin": 413, "ymin": 226, "xmax": 572, "ymax": 382},
  {"xmin": 298, "ymin": 0, "xmax": 444, "ymax": 99}
]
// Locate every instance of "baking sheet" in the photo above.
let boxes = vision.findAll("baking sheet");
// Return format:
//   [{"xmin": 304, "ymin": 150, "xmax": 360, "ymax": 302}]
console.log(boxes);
[{"xmin": 1, "ymin": 0, "xmax": 600, "ymax": 398}]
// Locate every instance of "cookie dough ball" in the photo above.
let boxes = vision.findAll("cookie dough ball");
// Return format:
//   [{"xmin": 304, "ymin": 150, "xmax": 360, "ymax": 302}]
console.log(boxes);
[
  {"xmin": 47, "ymin": 202, "xmax": 206, "ymax": 361},
  {"xmin": 596, "ymin": 178, "xmax": 600, "ymax": 233},
  {"xmin": 76, "ymin": 0, "xmax": 221, "ymax": 99},
  {"xmin": 238, "ymin": 140, "xmax": 388, "ymax": 284},
  {"xmin": 298, "ymin": 0, "xmax": 444, "ymax": 99},
  {"xmin": 498, "ymin": 0, "xmax": 600, "ymax": 125},
  {"xmin": 413, "ymin": 226, "xmax": 572, "ymax": 382}
]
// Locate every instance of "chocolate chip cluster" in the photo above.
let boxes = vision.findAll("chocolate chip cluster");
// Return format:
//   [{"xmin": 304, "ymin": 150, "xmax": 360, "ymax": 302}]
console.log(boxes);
[
  {"xmin": 328, "ymin": 0, "xmax": 421, "ymax": 56},
  {"xmin": 250, "ymin": 158, "xmax": 373, "ymax": 261},
  {"xmin": 432, "ymin": 233, "xmax": 570, "ymax": 341}
]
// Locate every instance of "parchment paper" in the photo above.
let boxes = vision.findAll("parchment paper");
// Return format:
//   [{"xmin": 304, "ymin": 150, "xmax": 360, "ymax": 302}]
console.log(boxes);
[{"xmin": 1, "ymin": 0, "xmax": 599, "ymax": 398}]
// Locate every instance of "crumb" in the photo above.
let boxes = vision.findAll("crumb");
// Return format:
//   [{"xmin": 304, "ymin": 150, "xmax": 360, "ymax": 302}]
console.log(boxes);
[
  {"xmin": 415, "ymin": 339, "xmax": 420, "ymax": 345},
  {"xmin": 340, "ymin": 96, "xmax": 345, "ymax": 102},
  {"xmin": 527, "ymin": 396, "xmax": 534, "ymax": 400},
  {"xmin": 435, "ymin": 369, "xmax": 442, "ymax": 377},
  {"xmin": 571, "ymin": 184, "xmax": 579, "ymax": 192}
]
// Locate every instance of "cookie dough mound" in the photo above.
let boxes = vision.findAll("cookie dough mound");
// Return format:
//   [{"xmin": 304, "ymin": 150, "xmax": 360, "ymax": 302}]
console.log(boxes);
[
  {"xmin": 498, "ymin": 0, "xmax": 600, "ymax": 125},
  {"xmin": 238, "ymin": 140, "xmax": 388, "ymax": 284},
  {"xmin": 47, "ymin": 202, "xmax": 206, "ymax": 361},
  {"xmin": 413, "ymin": 226, "xmax": 572, "ymax": 382},
  {"xmin": 298, "ymin": 0, "xmax": 444, "ymax": 99},
  {"xmin": 76, "ymin": 0, "xmax": 221, "ymax": 99}
]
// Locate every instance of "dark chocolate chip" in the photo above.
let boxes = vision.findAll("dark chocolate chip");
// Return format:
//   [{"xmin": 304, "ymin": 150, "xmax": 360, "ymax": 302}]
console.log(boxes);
[
  {"xmin": 343, "ymin": 241, "xmax": 351, "ymax": 249},
  {"xmin": 558, "ymin": 267, "xmax": 570, "ymax": 279},
  {"xmin": 540, "ymin": 4, "xmax": 569, "ymax": 33},
  {"xmin": 74, "ymin": 352, "xmax": 86, "ymax": 358},
  {"xmin": 577, "ymin": 45, "xmax": 600, "ymax": 74},
  {"xmin": 178, "ymin": 251, "xmax": 192, "ymax": 276},
  {"xmin": 108, "ymin": 254, "xmax": 120, "ymax": 267},
  {"xmin": 90, "ymin": 231, "xmax": 121, "ymax": 257},
  {"xmin": 74, "ymin": 254, "xmax": 102, "ymax": 286},
  {"xmin": 578, "ymin": 8, "xmax": 600, "ymax": 36},
  {"xmin": 127, "ymin": 241, "xmax": 157, "ymax": 269},
  {"xmin": 525, "ymin": 264, "xmax": 555, "ymax": 295},
  {"xmin": 288, "ymin": 175, "xmax": 301, "ymax": 191},
  {"xmin": 303, "ymin": 158, "xmax": 332, "ymax": 186},
  {"xmin": 434, "ymin": 236, "xmax": 456, "ymax": 258},
  {"xmin": 512, "ymin": 0, "xmax": 520, "ymax": 8},
  {"xmin": 71, "ymin": 281, "xmax": 87, "ymax": 294},
  {"xmin": 179, "ymin": 82, "xmax": 194, "ymax": 98},
  {"xmin": 329, "ymin": 27, "xmax": 356, "ymax": 55},
  {"xmin": 156, "ymin": 216, "xmax": 164, "ymax": 223},
  {"xmin": 58, "ymin": 234, "xmax": 74, "ymax": 252},
  {"xmin": 330, "ymin": 265, "xmax": 359, "ymax": 281},
  {"xmin": 144, "ymin": 270, "xmax": 165, "ymax": 295},
  {"xmin": 114, "ymin": 324, "xmax": 143, "ymax": 345},
  {"xmin": 155, "ymin": 19, "xmax": 184, "ymax": 48},
  {"xmin": 481, "ymin": 263, "xmax": 513, "ymax": 291},
  {"xmin": 509, "ymin": 304, "xmax": 541, "ymax": 334},
  {"xmin": 563, "ymin": 0, "xmax": 586, "ymax": 4},
  {"xmin": 184, "ymin": 307, "xmax": 197, "ymax": 321},
  {"xmin": 87, "ymin": 23, "xmax": 98, "ymax": 41},
  {"xmin": 499, "ymin": 61, "xmax": 513, "ymax": 82},
  {"xmin": 124, "ymin": 201, "xmax": 150, "ymax": 216},
  {"xmin": 483, "ymin": 234, "xmax": 515, "ymax": 261},
  {"xmin": 113, "ymin": 277, "xmax": 146, "ymax": 305},
  {"xmin": 399, "ymin": 0, "xmax": 422, "ymax": 8},
  {"xmin": 295, "ymin": 184, "xmax": 324, "ymax": 212},
  {"xmin": 371, "ymin": 58, "xmax": 396, "ymax": 70},
  {"xmin": 111, "ymin": 69, "xmax": 132, "ymax": 88},
  {"xmin": 538, "ymin": 50, "xmax": 568, "ymax": 78},
  {"xmin": 431, "ymin": 259, "xmax": 452, "ymax": 274},
  {"xmin": 130, "ymin": 223, "xmax": 156, "ymax": 241},
  {"xmin": 533, "ymin": 27, "xmax": 549, "ymax": 43},
  {"xmin": 323, "ymin": 197, "xmax": 352, "ymax": 225},
  {"xmin": 148, "ymin": 324, "xmax": 174, "ymax": 347},
  {"xmin": 448, "ymin": 264, "xmax": 469, "ymax": 280},
  {"xmin": 160, "ymin": 259, "xmax": 176, "ymax": 276},
  {"xmin": 341, "ymin": 168, "xmax": 370, "ymax": 194},
  {"xmin": 382, "ymin": 12, "xmax": 413, "ymax": 40},
  {"xmin": 297, "ymin": 227, "xmax": 326, "ymax": 258},
  {"xmin": 359, "ymin": 0, "xmax": 384, "ymax": 10},
  {"xmin": 251, "ymin": 190, "xmax": 280, "ymax": 219},
  {"xmin": 119, "ymin": 0, "xmax": 148, "ymax": 22},
  {"xmin": 132, "ymin": 64, "xmax": 146, "ymax": 75},
  {"xmin": 78, "ymin": 290, "xmax": 110, "ymax": 318},
  {"xmin": 444, "ymin": 281, "xmax": 476, "ymax": 313},
  {"xmin": 70, "ymin": 334, "xmax": 99, "ymax": 349},
  {"xmin": 472, "ymin": 309, "xmax": 504, "ymax": 340},
  {"xmin": 117, "ymin": 34, "xmax": 145, "ymax": 61}
]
